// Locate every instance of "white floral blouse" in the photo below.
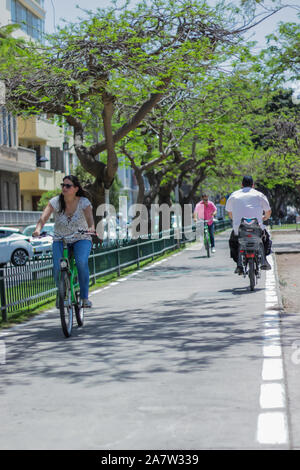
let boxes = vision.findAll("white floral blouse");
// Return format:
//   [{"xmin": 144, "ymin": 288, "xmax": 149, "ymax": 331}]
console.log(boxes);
[{"xmin": 49, "ymin": 196, "xmax": 92, "ymax": 243}]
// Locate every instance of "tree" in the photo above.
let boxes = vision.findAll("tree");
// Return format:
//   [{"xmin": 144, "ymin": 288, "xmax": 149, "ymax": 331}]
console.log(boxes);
[
  {"xmin": 122, "ymin": 66, "xmax": 263, "ymax": 208},
  {"xmin": 1, "ymin": 0, "xmax": 263, "ymax": 221}
]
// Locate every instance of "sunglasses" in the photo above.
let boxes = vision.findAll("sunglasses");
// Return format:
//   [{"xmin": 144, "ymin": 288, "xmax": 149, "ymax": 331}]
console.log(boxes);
[{"xmin": 61, "ymin": 183, "xmax": 74, "ymax": 189}]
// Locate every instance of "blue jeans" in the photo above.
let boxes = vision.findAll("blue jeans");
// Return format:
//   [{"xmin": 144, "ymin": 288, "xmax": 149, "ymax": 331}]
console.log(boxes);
[
  {"xmin": 52, "ymin": 239, "xmax": 92, "ymax": 299},
  {"xmin": 208, "ymin": 223, "xmax": 215, "ymax": 248}
]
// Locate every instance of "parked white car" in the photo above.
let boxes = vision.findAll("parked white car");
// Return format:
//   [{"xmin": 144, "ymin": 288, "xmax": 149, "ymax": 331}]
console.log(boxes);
[
  {"xmin": 0, "ymin": 226, "xmax": 22, "ymax": 238},
  {"xmin": 0, "ymin": 227, "xmax": 34, "ymax": 266},
  {"xmin": 23, "ymin": 223, "xmax": 54, "ymax": 256}
]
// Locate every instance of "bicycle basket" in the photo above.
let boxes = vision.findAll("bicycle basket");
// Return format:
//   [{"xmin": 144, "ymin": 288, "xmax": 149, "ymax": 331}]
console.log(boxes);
[{"xmin": 238, "ymin": 218, "xmax": 263, "ymax": 251}]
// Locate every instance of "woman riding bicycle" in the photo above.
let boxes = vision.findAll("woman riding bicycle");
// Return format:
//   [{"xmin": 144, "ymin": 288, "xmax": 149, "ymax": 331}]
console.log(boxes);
[{"xmin": 32, "ymin": 175, "xmax": 96, "ymax": 308}]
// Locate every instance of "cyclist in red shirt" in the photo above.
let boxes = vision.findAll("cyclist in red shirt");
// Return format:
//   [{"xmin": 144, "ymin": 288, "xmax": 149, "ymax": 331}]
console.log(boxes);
[{"xmin": 193, "ymin": 193, "xmax": 217, "ymax": 253}]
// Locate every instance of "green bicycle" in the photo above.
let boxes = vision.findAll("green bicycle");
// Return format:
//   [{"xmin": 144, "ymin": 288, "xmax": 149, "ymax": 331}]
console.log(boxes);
[
  {"xmin": 58, "ymin": 235, "xmax": 85, "ymax": 338},
  {"xmin": 58, "ymin": 230, "xmax": 97, "ymax": 337},
  {"xmin": 203, "ymin": 220, "xmax": 211, "ymax": 258},
  {"xmin": 39, "ymin": 230, "xmax": 89, "ymax": 337}
]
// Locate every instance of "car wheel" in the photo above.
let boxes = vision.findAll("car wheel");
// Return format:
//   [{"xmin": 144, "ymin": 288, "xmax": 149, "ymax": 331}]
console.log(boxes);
[{"xmin": 11, "ymin": 248, "xmax": 28, "ymax": 266}]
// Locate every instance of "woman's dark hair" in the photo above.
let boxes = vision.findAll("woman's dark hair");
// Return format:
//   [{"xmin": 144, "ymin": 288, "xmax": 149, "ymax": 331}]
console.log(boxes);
[{"xmin": 58, "ymin": 175, "xmax": 90, "ymax": 213}]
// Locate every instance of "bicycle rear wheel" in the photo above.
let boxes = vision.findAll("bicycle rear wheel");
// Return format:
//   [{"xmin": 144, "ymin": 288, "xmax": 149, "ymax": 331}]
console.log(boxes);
[
  {"xmin": 59, "ymin": 270, "xmax": 73, "ymax": 337},
  {"xmin": 248, "ymin": 258, "xmax": 255, "ymax": 291},
  {"xmin": 74, "ymin": 291, "xmax": 84, "ymax": 327}
]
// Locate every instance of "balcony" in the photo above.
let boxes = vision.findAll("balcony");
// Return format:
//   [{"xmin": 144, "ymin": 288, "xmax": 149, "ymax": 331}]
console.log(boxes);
[
  {"xmin": 18, "ymin": 116, "xmax": 64, "ymax": 147},
  {"xmin": 0, "ymin": 146, "xmax": 36, "ymax": 172},
  {"xmin": 18, "ymin": 0, "xmax": 45, "ymax": 18},
  {"xmin": 20, "ymin": 167, "xmax": 65, "ymax": 192}
]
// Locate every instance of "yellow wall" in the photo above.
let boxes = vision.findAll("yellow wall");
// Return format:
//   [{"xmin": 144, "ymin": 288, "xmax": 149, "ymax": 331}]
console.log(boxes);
[
  {"xmin": 20, "ymin": 168, "xmax": 65, "ymax": 191},
  {"xmin": 20, "ymin": 168, "xmax": 65, "ymax": 210},
  {"xmin": 18, "ymin": 117, "xmax": 37, "ymax": 141},
  {"xmin": 19, "ymin": 169, "xmax": 39, "ymax": 190}
]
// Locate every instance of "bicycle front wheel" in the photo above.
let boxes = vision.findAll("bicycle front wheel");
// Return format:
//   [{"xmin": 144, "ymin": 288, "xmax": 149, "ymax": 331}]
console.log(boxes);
[
  {"xmin": 204, "ymin": 235, "xmax": 210, "ymax": 257},
  {"xmin": 75, "ymin": 291, "xmax": 84, "ymax": 327},
  {"xmin": 59, "ymin": 270, "xmax": 73, "ymax": 337}
]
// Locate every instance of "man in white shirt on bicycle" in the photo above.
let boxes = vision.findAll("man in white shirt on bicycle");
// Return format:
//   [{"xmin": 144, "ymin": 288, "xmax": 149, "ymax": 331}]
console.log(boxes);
[{"xmin": 225, "ymin": 175, "xmax": 272, "ymax": 272}]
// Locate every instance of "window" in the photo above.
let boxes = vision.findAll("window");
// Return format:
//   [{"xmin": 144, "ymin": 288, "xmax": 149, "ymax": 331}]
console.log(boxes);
[
  {"xmin": 0, "ymin": 108, "xmax": 2, "ymax": 145},
  {"xmin": 11, "ymin": 0, "xmax": 44, "ymax": 41},
  {"xmin": 13, "ymin": 183, "xmax": 19, "ymax": 210},
  {"xmin": 12, "ymin": 116, "xmax": 17, "ymax": 147},
  {"xmin": 2, "ymin": 108, "xmax": 7, "ymax": 146},
  {"xmin": 4, "ymin": 182, "xmax": 9, "ymax": 210},
  {"xmin": 50, "ymin": 147, "xmax": 64, "ymax": 172},
  {"xmin": 0, "ymin": 108, "xmax": 17, "ymax": 148},
  {"xmin": 7, "ymin": 112, "xmax": 12, "ymax": 146}
]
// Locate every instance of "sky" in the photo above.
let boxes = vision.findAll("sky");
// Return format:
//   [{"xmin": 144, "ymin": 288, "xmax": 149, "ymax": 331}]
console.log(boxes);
[{"xmin": 44, "ymin": 0, "xmax": 300, "ymax": 50}]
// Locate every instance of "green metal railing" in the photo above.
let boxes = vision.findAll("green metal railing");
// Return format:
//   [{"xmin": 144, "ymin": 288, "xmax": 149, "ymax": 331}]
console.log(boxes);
[{"xmin": 0, "ymin": 220, "xmax": 232, "ymax": 321}]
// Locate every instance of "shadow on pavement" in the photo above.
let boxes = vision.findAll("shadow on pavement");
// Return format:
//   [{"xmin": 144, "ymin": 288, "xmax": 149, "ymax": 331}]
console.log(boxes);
[{"xmin": 1, "ymin": 293, "xmax": 263, "ymax": 391}]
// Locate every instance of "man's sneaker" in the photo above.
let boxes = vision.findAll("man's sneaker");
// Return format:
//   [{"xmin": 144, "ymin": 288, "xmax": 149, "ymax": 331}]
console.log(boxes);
[
  {"xmin": 261, "ymin": 259, "xmax": 272, "ymax": 270},
  {"xmin": 211, "ymin": 247, "xmax": 216, "ymax": 253},
  {"xmin": 82, "ymin": 299, "xmax": 92, "ymax": 308}
]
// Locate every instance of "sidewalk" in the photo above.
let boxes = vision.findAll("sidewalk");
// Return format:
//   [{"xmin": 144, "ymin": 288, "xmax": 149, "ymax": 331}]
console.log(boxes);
[
  {"xmin": 270, "ymin": 229, "xmax": 300, "ymax": 449},
  {"xmin": 271, "ymin": 229, "xmax": 300, "ymax": 253}
]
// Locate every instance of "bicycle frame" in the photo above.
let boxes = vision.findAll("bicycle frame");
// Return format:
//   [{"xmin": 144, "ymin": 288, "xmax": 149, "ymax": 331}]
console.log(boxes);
[
  {"xmin": 203, "ymin": 220, "xmax": 211, "ymax": 257},
  {"xmin": 204, "ymin": 222, "xmax": 211, "ymax": 241},
  {"xmin": 59, "ymin": 241, "xmax": 78, "ymax": 303}
]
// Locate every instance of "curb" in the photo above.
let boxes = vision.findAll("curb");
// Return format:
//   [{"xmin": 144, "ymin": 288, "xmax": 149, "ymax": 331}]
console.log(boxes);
[
  {"xmin": 270, "ymin": 251, "xmax": 294, "ymax": 448},
  {"xmin": 271, "ymin": 252, "xmax": 285, "ymax": 314}
]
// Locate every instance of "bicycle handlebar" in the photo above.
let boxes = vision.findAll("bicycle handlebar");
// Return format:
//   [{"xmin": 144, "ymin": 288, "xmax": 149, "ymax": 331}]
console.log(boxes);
[
  {"xmin": 34, "ymin": 229, "xmax": 98, "ymax": 240},
  {"xmin": 194, "ymin": 219, "xmax": 213, "ymax": 224}
]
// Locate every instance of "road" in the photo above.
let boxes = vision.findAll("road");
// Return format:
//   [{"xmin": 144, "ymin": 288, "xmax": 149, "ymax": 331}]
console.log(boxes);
[{"xmin": 0, "ymin": 230, "xmax": 296, "ymax": 450}]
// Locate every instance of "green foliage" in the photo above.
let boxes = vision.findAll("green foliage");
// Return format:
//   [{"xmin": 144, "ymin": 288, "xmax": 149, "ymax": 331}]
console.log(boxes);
[
  {"xmin": 0, "ymin": 24, "xmax": 28, "ymax": 70},
  {"xmin": 260, "ymin": 19, "xmax": 300, "ymax": 82},
  {"xmin": 37, "ymin": 189, "xmax": 61, "ymax": 210}
]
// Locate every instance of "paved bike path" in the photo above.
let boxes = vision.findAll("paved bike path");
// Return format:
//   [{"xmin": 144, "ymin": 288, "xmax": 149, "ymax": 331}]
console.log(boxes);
[{"xmin": 0, "ymin": 231, "xmax": 287, "ymax": 449}]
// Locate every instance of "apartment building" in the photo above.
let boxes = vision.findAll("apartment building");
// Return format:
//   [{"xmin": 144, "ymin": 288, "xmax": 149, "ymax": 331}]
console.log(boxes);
[
  {"xmin": 0, "ymin": 0, "xmax": 75, "ymax": 211},
  {"xmin": 0, "ymin": 102, "xmax": 36, "ymax": 210}
]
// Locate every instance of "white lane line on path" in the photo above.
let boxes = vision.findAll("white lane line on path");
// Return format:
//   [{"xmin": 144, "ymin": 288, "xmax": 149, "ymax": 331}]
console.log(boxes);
[
  {"xmin": 256, "ymin": 255, "xmax": 290, "ymax": 446},
  {"xmin": 257, "ymin": 412, "xmax": 288, "ymax": 445},
  {"xmin": 0, "ymin": 333, "xmax": 7, "ymax": 364}
]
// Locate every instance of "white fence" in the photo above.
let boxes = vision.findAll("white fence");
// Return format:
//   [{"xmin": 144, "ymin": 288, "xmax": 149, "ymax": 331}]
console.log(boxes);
[{"xmin": 0, "ymin": 211, "xmax": 43, "ymax": 227}]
